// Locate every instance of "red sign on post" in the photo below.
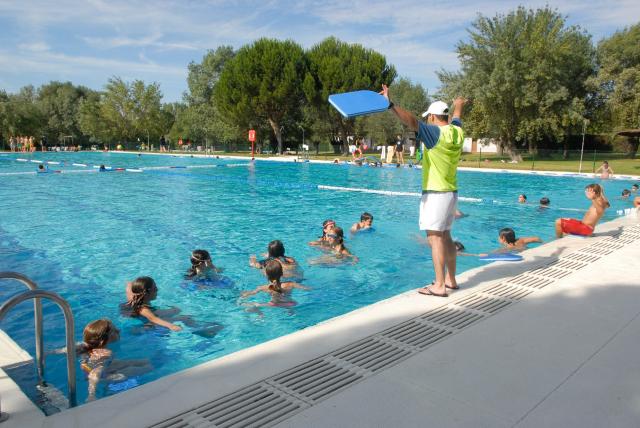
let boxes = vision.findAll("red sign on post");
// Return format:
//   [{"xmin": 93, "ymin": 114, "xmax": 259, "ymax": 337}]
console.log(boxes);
[{"xmin": 248, "ymin": 129, "xmax": 256, "ymax": 142}]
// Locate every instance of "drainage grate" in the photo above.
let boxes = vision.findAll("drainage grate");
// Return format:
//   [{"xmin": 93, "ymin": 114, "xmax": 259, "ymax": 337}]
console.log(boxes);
[
  {"xmin": 454, "ymin": 295, "xmax": 512, "ymax": 314},
  {"xmin": 380, "ymin": 321, "xmax": 452, "ymax": 349},
  {"xmin": 579, "ymin": 246, "xmax": 616, "ymax": 256},
  {"xmin": 507, "ymin": 273, "xmax": 554, "ymax": 289},
  {"xmin": 270, "ymin": 359, "xmax": 363, "ymax": 402},
  {"xmin": 150, "ymin": 383, "xmax": 307, "ymax": 428},
  {"xmin": 528, "ymin": 266, "xmax": 573, "ymax": 279},
  {"xmin": 420, "ymin": 307, "xmax": 485, "ymax": 329},
  {"xmin": 331, "ymin": 337, "xmax": 412, "ymax": 372},
  {"xmin": 562, "ymin": 252, "xmax": 601, "ymax": 263},
  {"xmin": 543, "ymin": 259, "xmax": 587, "ymax": 271},
  {"xmin": 482, "ymin": 283, "xmax": 534, "ymax": 301}
]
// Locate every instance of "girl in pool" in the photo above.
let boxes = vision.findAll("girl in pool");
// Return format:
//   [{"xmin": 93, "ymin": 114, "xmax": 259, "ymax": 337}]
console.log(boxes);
[
  {"xmin": 309, "ymin": 226, "xmax": 359, "ymax": 265},
  {"xmin": 185, "ymin": 249, "xmax": 222, "ymax": 279},
  {"xmin": 250, "ymin": 240, "xmax": 303, "ymax": 279},
  {"xmin": 308, "ymin": 219, "xmax": 336, "ymax": 248},
  {"xmin": 122, "ymin": 277, "xmax": 224, "ymax": 337},
  {"xmin": 121, "ymin": 276, "xmax": 183, "ymax": 331},
  {"xmin": 240, "ymin": 259, "xmax": 310, "ymax": 308},
  {"xmin": 77, "ymin": 319, "xmax": 151, "ymax": 401}
]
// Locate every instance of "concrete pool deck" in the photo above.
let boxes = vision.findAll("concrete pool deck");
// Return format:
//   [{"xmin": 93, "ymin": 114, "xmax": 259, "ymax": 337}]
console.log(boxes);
[{"xmin": 1, "ymin": 212, "xmax": 638, "ymax": 427}]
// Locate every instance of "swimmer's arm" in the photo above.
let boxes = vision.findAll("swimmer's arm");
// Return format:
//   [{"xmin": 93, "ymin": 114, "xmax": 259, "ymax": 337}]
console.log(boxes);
[
  {"xmin": 240, "ymin": 286, "xmax": 266, "ymax": 298},
  {"xmin": 350, "ymin": 223, "xmax": 359, "ymax": 233},
  {"xmin": 249, "ymin": 255, "xmax": 263, "ymax": 269},
  {"xmin": 139, "ymin": 307, "xmax": 182, "ymax": 331},
  {"xmin": 86, "ymin": 366, "xmax": 104, "ymax": 402},
  {"xmin": 521, "ymin": 236, "xmax": 542, "ymax": 245},
  {"xmin": 290, "ymin": 283, "xmax": 311, "ymax": 291}
]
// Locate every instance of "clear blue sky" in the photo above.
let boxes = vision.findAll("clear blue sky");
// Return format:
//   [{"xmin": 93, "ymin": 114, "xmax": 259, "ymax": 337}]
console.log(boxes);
[{"xmin": 1, "ymin": 0, "xmax": 638, "ymax": 102}]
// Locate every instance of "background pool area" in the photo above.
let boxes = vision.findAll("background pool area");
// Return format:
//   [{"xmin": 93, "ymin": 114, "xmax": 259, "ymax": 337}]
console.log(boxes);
[{"xmin": 0, "ymin": 152, "xmax": 637, "ymax": 408}]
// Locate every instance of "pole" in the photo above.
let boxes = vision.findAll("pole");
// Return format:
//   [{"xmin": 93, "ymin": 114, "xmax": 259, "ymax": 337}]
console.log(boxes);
[
  {"xmin": 478, "ymin": 146, "xmax": 482, "ymax": 168},
  {"xmin": 578, "ymin": 119, "xmax": 586, "ymax": 173},
  {"xmin": 592, "ymin": 149, "xmax": 597, "ymax": 173},
  {"xmin": 251, "ymin": 141, "xmax": 255, "ymax": 160},
  {"xmin": 147, "ymin": 131, "xmax": 150, "ymax": 152}
]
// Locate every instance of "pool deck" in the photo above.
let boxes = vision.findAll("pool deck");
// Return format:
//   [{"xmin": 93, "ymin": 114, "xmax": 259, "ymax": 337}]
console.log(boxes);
[{"xmin": 1, "ymin": 203, "xmax": 639, "ymax": 426}]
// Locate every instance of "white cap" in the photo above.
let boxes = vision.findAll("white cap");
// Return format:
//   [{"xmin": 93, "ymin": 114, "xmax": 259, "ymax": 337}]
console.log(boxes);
[{"xmin": 421, "ymin": 101, "xmax": 449, "ymax": 117}]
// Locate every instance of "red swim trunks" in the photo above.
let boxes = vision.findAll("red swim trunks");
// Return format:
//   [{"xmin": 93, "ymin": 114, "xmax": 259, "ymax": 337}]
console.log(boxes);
[{"xmin": 561, "ymin": 218, "xmax": 593, "ymax": 236}]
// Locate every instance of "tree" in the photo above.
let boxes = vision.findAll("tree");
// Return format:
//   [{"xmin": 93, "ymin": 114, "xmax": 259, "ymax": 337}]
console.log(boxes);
[
  {"xmin": 0, "ymin": 86, "xmax": 43, "ymax": 138},
  {"xmin": 439, "ymin": 7, "xmax": 595, "ymax": 155},
  {"xmin": 183, "ymin": 47, "xmax": 240, "ymax": 148},
  {"xmin": 215, "ymin": 38, "xmax": 310, "ymax": 154},
  {"xmin": 37, "ymin": 81, "xmax": 95, "ymax": 144},
  {"xmin": 305, "ymin": 37, "xmax": 396, "ymax": 153},
  {"xmin": 78, "ymin": 77, "xmax": 164, "ymax": 145},
  {"xmin": 590, "ymin": 23, "xmax": 640, "ymax": 155}
]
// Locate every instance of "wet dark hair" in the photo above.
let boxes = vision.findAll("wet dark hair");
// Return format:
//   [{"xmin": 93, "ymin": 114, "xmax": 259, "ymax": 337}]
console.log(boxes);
[
  {"xmin": 190, "ymin": 249, "xmax": 211, "ymax": 266},
  {"xmin": 519, "ymin": 194, "xmax": 527, "ymax": 200},
  {"xmin": 539, "ymin": 197, "xmax": 550, "ymax": 206},
  {"xmin": 267, "ymin": 240, "xmax": 285, "ymax": 258},
  {"xmin": 454, "ymin": 241, "xmax": 465, "ymax": 252},
  {"xmin": 265, "ymin": 259, "xmax": 283, "ymax": 293},
  {"xmin": 622, "ymin": 189, "xmax": 631, "ymax": 196},
  {"xmin": 82, "ymin": 319, "xmax": 117, "ymax": 352},
  {"xmin": 320, "ymin": 219, "xmax": 335, "ymax": 238},
  {"xmin": 360, "ymin": 212, "xmax": 373, "ymax": 222},
  {"xmin": 128, "ymin": 276, "xmax": 156, "ymax": 315},
  {"xmin": 499, "ymin": 228, "xmax": 517, "ymax": 245},
  {"xmin": 186, "ymin": 249, "xmax": 212, "ymax": 278},
  {"xmin": 332, "ymin": 226, "xmax": 345, "ymax": 244}
]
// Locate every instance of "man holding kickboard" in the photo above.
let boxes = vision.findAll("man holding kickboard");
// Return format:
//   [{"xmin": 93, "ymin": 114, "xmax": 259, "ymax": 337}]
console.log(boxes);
[
  {"xmin": 384, "ymin": 86, "xmax": 467, "ymax": 297},
  {"xmin": 328, "ymin": 87, "xmax": 467, "ymax": 297}
]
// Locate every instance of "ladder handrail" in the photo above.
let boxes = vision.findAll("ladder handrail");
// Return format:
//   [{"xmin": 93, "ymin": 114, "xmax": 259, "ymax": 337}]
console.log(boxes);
[
  {"xmin": 0, "ymin": 289, "xmax": 77, "ymax": 408},
  {"xmin": 0, "ymin": 272, "xmax": 44, "ymax": 381}
]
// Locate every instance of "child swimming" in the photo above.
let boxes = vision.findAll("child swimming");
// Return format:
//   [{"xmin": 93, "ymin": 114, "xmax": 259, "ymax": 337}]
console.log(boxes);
[
  {"xmin": 309, "ymin": 219, "xmax": 336, "ymax": 247},
  {"xmin": 185, "ymin": 249, "xmax": 222, "ymax": 279},
  {"xmin": 555, "ymin": 183, "xmax": 610, "ymax": 238},
  {"xmin": 121, "ymin": 276, "xmax": 182, "ymax": 331},
  {"xmin": 309, "ymin": 226, "xmax": 358, "ymax": 265},
  {"xmin": 250, "ymin": 239, "xmax": 302, "ymax": 279},
  {"xmin": 495, "ymin": 228, "xmax": 542, "ymax": 251},
  {"xmin": 77, "ymin": 319, "xmax": 151, "ymax": 401},
  {"xmin": 350, "ymin": 212, "xmax": 373, "ymax": 234},
  {"xmin": 240, "ymin": 260, "xmax": 310, "ymax": 308}
]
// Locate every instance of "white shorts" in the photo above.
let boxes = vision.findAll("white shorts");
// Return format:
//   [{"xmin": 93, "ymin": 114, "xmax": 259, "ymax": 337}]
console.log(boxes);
[{"xmin": 419, "ymin": 191, "xmax": 458, "ymax": 231}]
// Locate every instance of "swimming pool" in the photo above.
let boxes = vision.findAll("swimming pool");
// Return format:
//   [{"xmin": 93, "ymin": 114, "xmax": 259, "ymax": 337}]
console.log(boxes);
[{"xmin": 0, "ymin": 152, "xmax": 635, "ymax": 409}]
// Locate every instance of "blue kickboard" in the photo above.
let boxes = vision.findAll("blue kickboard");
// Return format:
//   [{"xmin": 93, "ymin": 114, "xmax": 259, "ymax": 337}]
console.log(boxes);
[
  {"xmin": 479, "ymin": 252, "xmax": 523, "ymax": 262},
  {"xmin": 328, "ymin": 90, "xmax": 390, "ymax": 118}
]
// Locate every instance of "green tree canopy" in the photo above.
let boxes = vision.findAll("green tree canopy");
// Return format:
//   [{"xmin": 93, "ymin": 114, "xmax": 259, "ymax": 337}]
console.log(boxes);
[
  {"xmin": 0, "ymin": 85, "xmax": 43, "ymax": 138},
  {"xmin": 439, "ymin": 6, "xmax": 595, "ymax": 154},
  {"xmin": 305, "ymin": 37, "xmax": 396, "ymax": 152},
  {"xmin": 215, "ymin": 38, "xmax": 310, "ymax": 153},
  {"xmin": 37, "ymin": 81, "xmax": 96, "ymax": 144},
  {"xmin": 590, "ymin": 22, "xmax": 640, "ymax": 155}
]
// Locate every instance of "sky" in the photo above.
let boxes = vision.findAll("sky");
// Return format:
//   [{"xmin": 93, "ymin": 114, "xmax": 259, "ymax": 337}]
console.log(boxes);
[{"xmin": 1, "ymin": 0, "xmax": 639, "ymax": 102}]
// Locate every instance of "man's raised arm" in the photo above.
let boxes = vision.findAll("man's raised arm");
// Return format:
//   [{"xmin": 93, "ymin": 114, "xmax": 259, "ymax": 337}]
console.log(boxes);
[{"xmin": 380, "ymin": 84, "xmax": 419, "ymax": 131}]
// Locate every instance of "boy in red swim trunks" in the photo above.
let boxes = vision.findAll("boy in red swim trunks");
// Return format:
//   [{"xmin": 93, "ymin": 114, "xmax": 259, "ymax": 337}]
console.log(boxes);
[{"xmin": 555, "ymin": 183, "xmax": 610, "ymax": 238}]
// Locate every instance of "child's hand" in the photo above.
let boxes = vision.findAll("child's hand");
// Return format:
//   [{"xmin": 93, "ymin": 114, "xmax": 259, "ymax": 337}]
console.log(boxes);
[{"xmin": 169, "ymin": 324, "xmax": 182, "ymax": 332}]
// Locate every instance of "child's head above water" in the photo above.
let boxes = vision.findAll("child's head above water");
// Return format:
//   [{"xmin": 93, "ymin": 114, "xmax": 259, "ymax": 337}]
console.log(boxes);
[
  {"xmin": 265, "ymin": 259, "xmax": 284, "ymax": 292},
  {"xmin": 539, "ymin": 197, "xmax": 550, "ymax": 206},
  {"xmin": 328, "ymin": 226, "xmax": 345, "ymax": 245},
  {"xmin": 83, "ymin": 319, "xmax": 120, "ymax": 351},
  {"xmin": 518, "ymin": 194, "xmax": 527, "ymax": 203},
  {"xmin": 190, "ymin": 249, "xmax": 212, "ymax": 267},
  {"xmin": 267, "ymin": 240, "xmax": 286, "ymax": 258},
  {"xmin": 360, "ymin": 212, "xmax": 373, "ymax": 226},
  {"xmin": 498, "ymin": 227, "xmax": 517, "ymax": 245},
  {"xmin": 321, "ymin": 219, "xmax": 336, "ymax": 237},
  {"xmin": 128, "ymin": 276, "xmax": 157, "ymax": 313},
  {"xmin": 622, "ymin": 189, "xmax": 631, "ymax": 198}
]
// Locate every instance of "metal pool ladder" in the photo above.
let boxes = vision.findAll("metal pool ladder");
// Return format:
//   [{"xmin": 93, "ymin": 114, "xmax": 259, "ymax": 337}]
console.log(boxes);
[{"xmin": 0, "ymin": 272, "xmax": 77, "ymax": 422}]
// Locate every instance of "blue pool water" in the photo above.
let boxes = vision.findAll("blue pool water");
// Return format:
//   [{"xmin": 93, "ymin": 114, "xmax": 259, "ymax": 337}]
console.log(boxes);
[{"xmin": 0, "ymin": 152, "xmax": 636, "ymax": 408}]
